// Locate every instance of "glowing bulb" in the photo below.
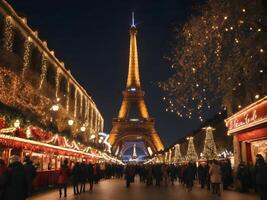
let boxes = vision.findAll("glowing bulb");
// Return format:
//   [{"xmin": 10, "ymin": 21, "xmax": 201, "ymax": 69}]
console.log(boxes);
[
  {"xmin": 258, "ymin": 28, "xmax": 261, "ymax": 32},
  {"xmin": 51, "ymin": 104, "xmax": 59, "ymax": 111},
  {"xmin": 242, "ymin": 9, "xmax": 246, "ymax": 12},
  {"xmin": 259, "ymin": 69, "xmax": 263, "ymax": 73},
  {"xmin": 80, "ymin": 126, "xmax": 86, "ymax": 132},
  {"xmin": 224, "ymin": 16, "xmax": 228, "ymax": 20},
  {"xmin": 238, "ymin": 105, "xmax": 242, "ymax": 109},
  {"xmin": 260, "ymin": 49, "xmax": 264, "ymax": 53},
  {"xmin": 225, "ymin": 28, "xmax": 228, "ymax": 32},
  {"xmin": 255, "ymin": 94, "xmax": 260, "ymax": 99},
  {"xmin": 68, "ymin": 119, "xmax": 74, "ymax": 126}
]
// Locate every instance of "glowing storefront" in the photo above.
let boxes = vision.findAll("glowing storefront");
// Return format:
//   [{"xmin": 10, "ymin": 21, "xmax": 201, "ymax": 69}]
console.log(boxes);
[{"xmin": 225, "ymin": 96, "xmax": 267, "ymax": 167}]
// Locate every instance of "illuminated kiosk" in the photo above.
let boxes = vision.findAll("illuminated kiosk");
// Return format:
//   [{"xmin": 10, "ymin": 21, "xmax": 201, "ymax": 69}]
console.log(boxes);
[
  {"xmin": 225, "ymin": 96, "xmax": 267, "ymax": 168},
  {"xmin": 109, "ymin": 13, "xmax": 164, "ymax": 157}
]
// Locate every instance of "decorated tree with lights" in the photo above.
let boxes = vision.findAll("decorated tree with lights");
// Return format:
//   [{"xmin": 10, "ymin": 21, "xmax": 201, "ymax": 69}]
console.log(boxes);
[
  {"xmin": 203, "ymin": 127, "xmax": 217, "ymax": 160},
  {"xmin": 173, "ymin": 144, "xmax": 182, "ymax": 163},
  {"xmin": 159, "ymin": 0, "xmax": 267, "ymax": 121},
  {"xmin": 186, "ymin": 137, "xmax": 198, "ymax": 161}
]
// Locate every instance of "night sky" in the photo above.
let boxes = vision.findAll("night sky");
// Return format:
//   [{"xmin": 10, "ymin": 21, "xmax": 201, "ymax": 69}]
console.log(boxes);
[{"xmin": 9, "ymin": 0, "xmax": 205, "ymax": 147}]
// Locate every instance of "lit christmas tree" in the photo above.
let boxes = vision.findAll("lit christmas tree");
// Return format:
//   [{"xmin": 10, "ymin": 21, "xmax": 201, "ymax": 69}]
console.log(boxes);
[
  {"xmin": 202, "ymin": 126, "xmax": 217, "ymax": 160},
  {"xmin": 173, "ymin": 144, "xmax": 182, "ymax": 163},
  {"xmin": 186, "ymin": 137, "xmax": 198, "ymax": 161},
  {"xmin": 159, "ymin": 0, "xmax": 267, "ymax": 121}
]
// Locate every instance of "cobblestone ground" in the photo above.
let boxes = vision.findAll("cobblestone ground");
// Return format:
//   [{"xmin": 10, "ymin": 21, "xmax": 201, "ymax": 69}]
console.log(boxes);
[{"xmin": 29, "ymin": 179, "xmax": 258, "ymax": 200}]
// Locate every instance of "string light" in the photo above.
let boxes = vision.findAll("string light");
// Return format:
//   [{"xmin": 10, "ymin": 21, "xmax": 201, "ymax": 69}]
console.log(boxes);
[{"xmin": 3, "ymin": 16, "xmax": 14, "ymax": 52}]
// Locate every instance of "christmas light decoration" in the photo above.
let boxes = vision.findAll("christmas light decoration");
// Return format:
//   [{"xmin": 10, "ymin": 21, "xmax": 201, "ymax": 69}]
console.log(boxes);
[
  {"xmin": 173, "ymin": 144, "xmax": 182, "ymax": 164},
  {"xmin": 202, "ymin": 126, "xmax": 217, "ymax": 160},
  {"xmin": 21, "ymin": 38, "xmax": 32, "ymax": 78},
  {"xmin": 3, "ymin": 16, "xmax": 14, "ymax": 52},
  {"xmin": 39, "ymin": 53, "xmax": 48, "ymax": 89},
  {"xmin": 186, "ymin": 137, "xmax": 198, "ymax": 161},
  {"xmin": 159, "ymin": 0, "xmax": 267, "ymax": 120}
]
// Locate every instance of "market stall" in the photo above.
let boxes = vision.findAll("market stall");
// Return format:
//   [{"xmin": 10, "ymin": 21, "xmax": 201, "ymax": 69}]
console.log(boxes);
[{"xmin": 225, "ymin": 96, "xmax": 267, "ymax": 168}]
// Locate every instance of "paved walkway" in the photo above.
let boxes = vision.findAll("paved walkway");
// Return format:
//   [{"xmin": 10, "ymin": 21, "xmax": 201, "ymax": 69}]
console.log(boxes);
[{"xmin": 29, "ymin": 179, "xmax": 258, "ymax": 200}]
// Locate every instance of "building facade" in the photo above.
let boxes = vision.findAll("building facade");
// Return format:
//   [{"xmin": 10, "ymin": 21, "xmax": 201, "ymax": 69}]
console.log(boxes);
[{"xmin": 0, "ymin": 0, "xmax": 104, "ymax": 143}]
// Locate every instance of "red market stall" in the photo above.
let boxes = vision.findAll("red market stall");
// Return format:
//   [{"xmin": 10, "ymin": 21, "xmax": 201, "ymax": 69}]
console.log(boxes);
[
  {"xmin": 225, "ymin": 96, "xmax": 267, "ymax": 168},
  {"xmin": 0, "ymin": 127, "xmax": 102, "ymax": 190}
]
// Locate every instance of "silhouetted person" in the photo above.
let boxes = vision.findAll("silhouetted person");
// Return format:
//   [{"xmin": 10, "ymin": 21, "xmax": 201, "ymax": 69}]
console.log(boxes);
[
  {"xmin": 58, "ymin": 159, "xmax": 70, "ymax": 198},
  {"xmin": 0, "ymin": 155, "xmax": 28, "ymax": 200},
  {"xmin": 255, "ymin": 154, "xmax": 267, "ymax": 200}
]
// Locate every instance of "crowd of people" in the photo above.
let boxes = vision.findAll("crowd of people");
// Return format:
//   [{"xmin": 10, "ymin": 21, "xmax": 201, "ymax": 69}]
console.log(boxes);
[
  {"xmin": 0, "ymin": 154, "xmax": 124, "ymax": 200},
  {"xmin": 0, "ymin": 154, "xmax": 266, "ymax": 200},
  {"xmin": 57, "ymin": 160, "xmax": 124, "ymax": 198},
  {"xmin": 0, "ymin": 155, "xmax": 36, "ymax": 200},
  {"xmin": 124, "ymin": 154, "xmax": 267, "ymax": 199}
]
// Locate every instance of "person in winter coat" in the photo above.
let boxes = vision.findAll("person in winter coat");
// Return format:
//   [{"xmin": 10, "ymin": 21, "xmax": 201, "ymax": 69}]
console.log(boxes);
[
  {"xmin": 184, "ymin": 162, "xmax": 195, "ymax": 192},
  {"xmin": 237, "ymin": 162, "xmax": 250, "ymax": 192},
  {"xmin": 125, "ymin": 165, "xmax": 135, "ymax": 188},
  {"xmin": 87, "ymin": 163, "xmax": 94, "ymax": 191},
  {"xmin": 23, "ymin": 156, "xmax": 37, "ymax": 195},
  {"xmin": 80, "ymin": 162, "xmax": 87, "ymax": 193},
  {"xmin": 198, "ymin": 163, "xmax": 208, "ymax": 189},
  {"xmin": 0, "ymin": 155, "xmax": 28, "ymax": 200},
  {"xmin": 58, "ymin": 159, "xmax": 70, "ymax": 198},
  {"xmin": 255, "ymin": 154, "xmax": 267, "ymax": 200},
  {"xmin": 0, "ymin": 159, "xmax": 7, "ymax": 199},
  {"xmin": 162, "ymin": 164, "xmax": 169, "ymax": 186},
  {"xmin": 221, "ymin": 159, "xmax": 233, "ymax": 190},
  {"xmin": 71, "ymin": 162, "xmax": 81, "ymax": 195},
  {"xmin": 209, "ymin": 159, "xmax": 222, "ymax": 196}
]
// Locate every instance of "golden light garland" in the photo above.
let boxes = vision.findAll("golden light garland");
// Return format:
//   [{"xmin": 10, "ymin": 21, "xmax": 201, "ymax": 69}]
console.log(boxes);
[
  {"xmin": 21, "ymin": 38, "xmax": 32, "ymax": 78},
  {"xmin": 38, "ymin": 53, "xmax": 47, "ymax": 90},
  {"xmin": 3, "ymin": 16, "xmax": 14, "ymax": 52}
]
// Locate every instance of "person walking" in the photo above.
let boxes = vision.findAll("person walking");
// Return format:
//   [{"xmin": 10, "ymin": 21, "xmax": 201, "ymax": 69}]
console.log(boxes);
[
  {"xmin": 80, "ymin": 162, "xmax": 87, "ymax": 193},
  {"xmin": 125, "ymin": 165, "xmax": 135, "ymax": 188},
  {"xmin": 198, "ymin": 163, "xmax": 208, "ymax": 189},
  {"xmin": 184, "ymin": 162, "xmax": 195, "ymax": 192},
  {"xmin": 87, "ymin": 163, "xmax": 94, "ymax": 191},
  {"xmin": 23, "ymin": 156, "xmax": 37, "ymax": 196},
  {"xmin": 169, "ymin": 164, "xmax": 176, "ymax": 186},
  {"xmin": 255, "ymin": 154, "xmax": 267, "ymax": 200},
  {"xmin": 237, "ymin": 161, "xmax": 250, "ymax": 192},
  {"xmin": 162, "ymin": 164, "xmax": 169, "ymax": 186},
  {"xmin": 0, "ymin": 155, "xmax": 28, "ymax": 200},
  {"xmin": 0, "ymin": 159, "xmax": 7, "ymax": 199},
  {"xmin": 71, "ymin": 162, "xmax": 81, "ymax": 195},
  {"xmin": 209, "ymin": 160, "xmax": 222, "ymax": 196},
  {"xmin": 58, "ymin": 159, "xmax": 70, "ymax": 198}
]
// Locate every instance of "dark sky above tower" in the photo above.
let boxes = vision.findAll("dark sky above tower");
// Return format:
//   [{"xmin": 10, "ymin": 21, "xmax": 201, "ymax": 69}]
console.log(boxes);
[{"xmin": 9, "ymin": 0, "xmax": 205, "ymax": 147}]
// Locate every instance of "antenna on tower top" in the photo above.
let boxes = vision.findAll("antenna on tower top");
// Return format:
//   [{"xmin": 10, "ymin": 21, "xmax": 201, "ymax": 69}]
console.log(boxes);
[{"xmin": 131, "ymin": 12, "xmax": 135, "ymax": 27}]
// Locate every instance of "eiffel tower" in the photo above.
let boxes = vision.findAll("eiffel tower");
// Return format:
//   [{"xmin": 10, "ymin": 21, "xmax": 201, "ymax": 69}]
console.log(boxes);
[{"xmin": 109, "ymin": 13, "xmax": 164, "ymax": 156}]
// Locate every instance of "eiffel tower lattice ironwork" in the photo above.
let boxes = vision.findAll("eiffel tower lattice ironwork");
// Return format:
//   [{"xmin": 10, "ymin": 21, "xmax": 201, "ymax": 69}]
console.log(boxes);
[{"xmin": 109, "ymin": 13, "xmax": 164, "ymax": 156}]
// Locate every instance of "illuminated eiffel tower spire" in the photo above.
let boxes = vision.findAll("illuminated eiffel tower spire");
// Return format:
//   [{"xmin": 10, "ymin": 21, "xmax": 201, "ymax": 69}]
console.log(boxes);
[
  {"xmin": 132, "ymin": 143, "xmax": 137, "ymax": 158},
  {"xmin": 126, "ymin": 11, "xmax": 141, "ymax": 89}
]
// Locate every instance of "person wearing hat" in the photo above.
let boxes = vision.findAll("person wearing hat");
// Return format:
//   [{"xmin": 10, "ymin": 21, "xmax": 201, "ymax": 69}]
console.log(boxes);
[{"xmin": 0, "ymin": 155, "xmax": 28, "ymax": 200}]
